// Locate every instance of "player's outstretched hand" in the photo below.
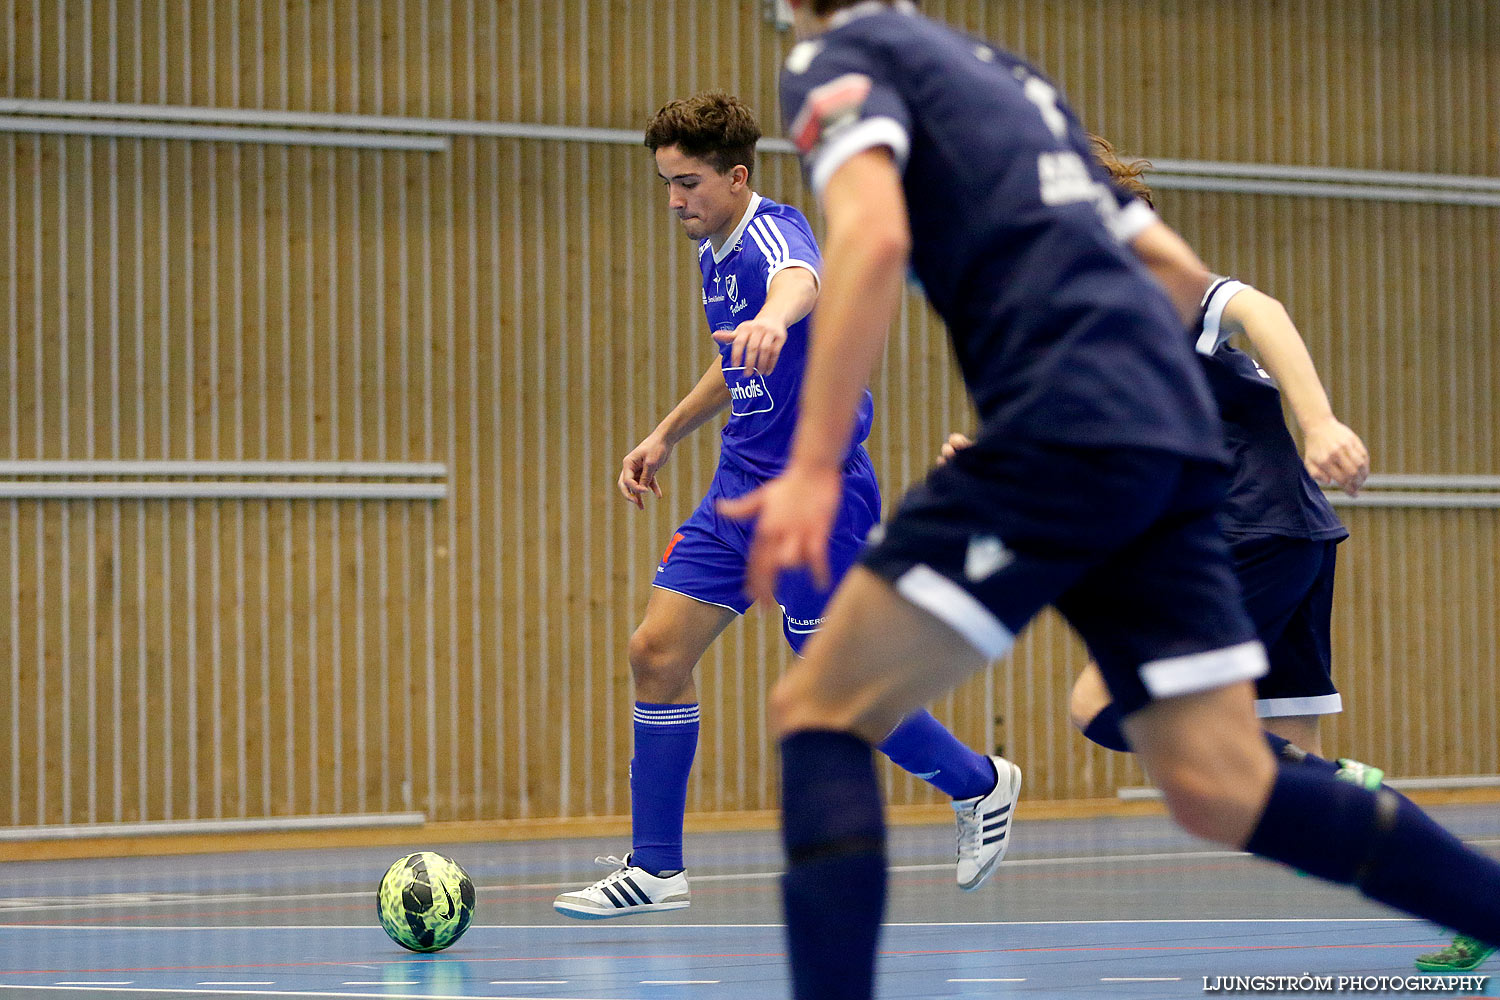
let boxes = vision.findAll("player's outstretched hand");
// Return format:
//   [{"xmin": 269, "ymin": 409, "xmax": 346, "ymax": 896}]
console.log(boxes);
[
  {"xmin": 937, "ymin": 431, "xmax": 972, "ymax": 466},
  {"xmin": 712, "ymin": 318, "xmax": 788, "ymax": 377},
  {"xmin": 619, "ymin": 433, "xmax": 671, "ymax": 509},
  {"xmin": 1303, "ymin": 417, "xmax": 1369, "ymax": 496},
  {"xmin": 718, "ymin": 464, "xmax": 842, "ymax": 605}
]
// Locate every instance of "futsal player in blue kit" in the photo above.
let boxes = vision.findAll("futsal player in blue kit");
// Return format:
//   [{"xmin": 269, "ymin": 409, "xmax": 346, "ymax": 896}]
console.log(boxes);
[
  {"xmin": 552, "ymin": 91, "xmax": 1019, "ymax": 920},
  {"xmin": 720, "ymin": 3, "xmax": 1500, "ymax": 995}
]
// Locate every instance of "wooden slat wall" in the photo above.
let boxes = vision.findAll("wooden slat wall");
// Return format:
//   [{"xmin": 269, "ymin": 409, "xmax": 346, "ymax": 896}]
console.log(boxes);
[{"xmin": 0, "ymin": 1, "xmax": 1495, "ymax": 827}]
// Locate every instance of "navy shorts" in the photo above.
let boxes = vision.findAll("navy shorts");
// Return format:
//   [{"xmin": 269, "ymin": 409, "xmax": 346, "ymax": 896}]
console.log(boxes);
[
  {"xmin": 653, "ymin": 449, "xmax": 881, "ymax": 654},
  {"xmin": 1228, "ymin": 534, "xmax": 1342, "ymax": 718},
  {"xmin": 861, "ymin": 434, "xmax": 1265, "ymax": 717}
]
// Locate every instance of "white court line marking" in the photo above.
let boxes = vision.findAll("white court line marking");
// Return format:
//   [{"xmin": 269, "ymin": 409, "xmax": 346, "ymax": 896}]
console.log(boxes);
[
  {"xmin": 6, "ymin": 836, "xmax": 1496, "ymax": 913},
  {"xmin": 198, "ymin": 986, "xmax": 276, "ymax": 988},
  {"xmin": 640, "ymin": 982, "xmax": 720, "ymax": 985},
  {"xmin": 490, "ymin": 983, "xmax": 568, "ymax": 986},
  {"xmin": 342, "ymin": 982, "xmax": 415, "ymax": 986},
  {"xmin": 54, "ymin": 985, "xmax": 133, "ymax": 988},
  {"xmin": 1102, "ymin": 977, "xmax": 1183, "ymax": 982},
  {"xmin": 949, "ymin": 978, "xmax": 1027, "ymax": 982}
]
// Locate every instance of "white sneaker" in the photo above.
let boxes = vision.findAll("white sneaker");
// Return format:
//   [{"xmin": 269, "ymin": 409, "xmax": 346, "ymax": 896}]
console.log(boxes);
[
  {"xmin": 553, "ymin": 854, "xmax": 690, "ymax": 920},
  {"xmin": 952, "ymin": 756, "xmax": 1021, "ymax": 891}
]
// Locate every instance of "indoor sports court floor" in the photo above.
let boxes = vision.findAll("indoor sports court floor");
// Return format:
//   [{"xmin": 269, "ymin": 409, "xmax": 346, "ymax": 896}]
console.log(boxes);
[{"xmin": 2, "ymin": 804, "xmax": 1495, "ymax": 1000}]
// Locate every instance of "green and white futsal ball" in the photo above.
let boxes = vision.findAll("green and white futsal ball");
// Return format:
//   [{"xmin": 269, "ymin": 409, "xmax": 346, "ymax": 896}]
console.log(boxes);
[{"xmin": 377, "ymin": 851, "xmax": 475, "ymax": 952}]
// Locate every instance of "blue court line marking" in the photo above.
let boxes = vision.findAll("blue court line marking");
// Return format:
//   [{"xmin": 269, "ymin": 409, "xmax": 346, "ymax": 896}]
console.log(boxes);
[
  {"xmin": 0, "ymin": 916, "xmax": 1426, "ymax": 931},
  {"xmin": 0, "ymin": 917, "xmax": 1426, "ymax": 932}
]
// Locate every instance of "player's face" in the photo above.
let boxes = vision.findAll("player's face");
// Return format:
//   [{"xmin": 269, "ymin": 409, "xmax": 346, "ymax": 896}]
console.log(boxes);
[{"xmin": 655, "ymin": 145, "xmax": 743, "ymax": 242}]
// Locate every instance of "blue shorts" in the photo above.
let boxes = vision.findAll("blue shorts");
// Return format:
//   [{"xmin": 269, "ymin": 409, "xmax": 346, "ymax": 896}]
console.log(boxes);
[
  {"xmin": 861, "ymin": 435, "xmax": 1265, "ymax": 717},
  {"xmin": 653, "ymin": 449, "xmax": 882, "ymax": 654},
  {"xmin": 1228, "ymin": 534, "xmax": 1342, "ymax": 718}
]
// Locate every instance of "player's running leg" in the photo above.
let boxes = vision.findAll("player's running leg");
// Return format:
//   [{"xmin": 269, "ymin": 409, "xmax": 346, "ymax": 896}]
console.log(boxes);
[
  {"xmin": 1124, "ymin": 690, "xmax": 1500, "ymax": 946},
  {"xmin": 553, "ymin": 587, "xmax": 735, "ymax": 919},
  {"xmin": 785, "ymin": 453, "xmax": 1021, "ymax": 892},
  {"xmin": 877, "ymin": 711, "xmax": 1021, "ymax": 890},
  {"xmin": 780, "ymin": 578, "xmax": 1017, "ymax": 892},
  {"xmin": 773, "ymin": 567, "xmax": 1006, "ymax": 1000}
]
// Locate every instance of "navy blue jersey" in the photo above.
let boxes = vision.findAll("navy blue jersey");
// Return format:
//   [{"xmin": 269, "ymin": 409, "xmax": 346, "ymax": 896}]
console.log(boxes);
[
  {"xmin": 699, "ymin": 194, "xmax": 874, "ymax": 478},
  {"xmin": 779, "ymin": 2, "xmax": 1223, "ymax": 461},
  {"xmin": 1195, "ymin": 278, "xmax": 1348, "ymax": 541}
]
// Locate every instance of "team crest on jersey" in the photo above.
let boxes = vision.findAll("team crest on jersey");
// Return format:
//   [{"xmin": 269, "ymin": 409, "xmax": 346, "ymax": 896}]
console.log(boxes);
[
  {"xmin": 790, "ymin": 73, "xmax": 872, "ymax": 155},
  {"xmin": 724, "ymin": 273, "xmax": 751, "ymax": 314}
]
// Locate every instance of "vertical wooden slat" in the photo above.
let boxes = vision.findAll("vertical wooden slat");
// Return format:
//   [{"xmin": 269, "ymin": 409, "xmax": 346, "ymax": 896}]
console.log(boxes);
[{"xmin": 1, "ymin": 1, "xmax": 1497, "ymax": 829}]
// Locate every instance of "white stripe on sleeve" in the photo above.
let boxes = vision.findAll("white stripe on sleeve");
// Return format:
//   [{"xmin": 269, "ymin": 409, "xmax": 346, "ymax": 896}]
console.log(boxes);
[
  {"xmin": 757, "ymin": 217, "xmax": 792, "ymax": 262},
  {"xmin": 1196, "ymin": 278, "xmax": 1251, "ymax": 355},
  {"xmin": 809, "ymin": 116, "xmax": 911, "ymax": 199},
  {"xmin": 745, "ymin": 218, "xmax": 778, "ymax": 266},
  {"xmin": 1109, "ymin": 199, "xmax": 1159, "ymax": 243}
]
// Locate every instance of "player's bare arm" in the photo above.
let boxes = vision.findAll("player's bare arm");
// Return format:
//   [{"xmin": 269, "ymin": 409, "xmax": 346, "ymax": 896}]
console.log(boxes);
[
  {"xmin": 1127, "ymin": 220, "xmax": 1216, "ymax": 327},
  {"xmin": 712, "ymin": 265, "xmax": 818, "ymax": 377},
  {"xmin": 720, "ymin": 148, "xmax": 909, "ymax": 602},
  {"xmin": 1219, "ymin": 287, "xmax": 1370, "ymax": 495},
  {"xmin": 619, "ymin": 355, "xmax": 733, "ymax": 509}
]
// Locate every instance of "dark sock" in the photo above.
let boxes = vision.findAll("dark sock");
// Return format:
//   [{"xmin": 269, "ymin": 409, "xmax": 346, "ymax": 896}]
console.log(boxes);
[
  {"xmin": 1246, "ymin": 765, "xmax": 1500, "ymax": 945},
  {"xmin": 877, "ymin": 708, "xmax": 996, "ymax": 800},
  {"xmin": 1264, "ymin": 734, "xmax": 1419, "ymax": 808},
  {"xmin": 781, "ymin": 730, "xmax": 887, "ymax": 1000},
  {"xmin": 1080, "ymin": 704, "xmax": 1132, "ymax": 753}
]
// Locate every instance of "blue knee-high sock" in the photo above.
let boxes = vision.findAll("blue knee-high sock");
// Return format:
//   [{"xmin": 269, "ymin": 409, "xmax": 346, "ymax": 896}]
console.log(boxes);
[
  {"xmin": 878, "ymin": 709, "xmax": 996, "ymax": 800},
  {"xmin": 1246, "ymin": 765, "xmax": 1500, "ymax": 945},
  {"xmin": 781, "ymin": 730, "xmax": 887, "ymax": 1000},
  {"xmin": 629, "ymin": 702, "xmax": 699, "ymax": 876}
]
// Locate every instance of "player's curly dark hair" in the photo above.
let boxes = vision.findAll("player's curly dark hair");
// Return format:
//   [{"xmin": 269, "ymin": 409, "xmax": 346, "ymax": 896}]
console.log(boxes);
[
  {"xmin": 644, "ymin": 91, "xmax": 761, "ymax": 179},
  {"xmin": 1088, "ymin": 134, "xmax": 1154, "ymax": 208}
]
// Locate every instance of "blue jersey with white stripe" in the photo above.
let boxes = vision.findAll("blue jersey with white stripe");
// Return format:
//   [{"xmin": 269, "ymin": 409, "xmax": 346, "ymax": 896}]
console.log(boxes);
[
  {"xmin": 779, "ymin": 2, "xmax": 1223, "ymax": 461},
  {"xmin": 700, "ymin": 193, "xmax": 873, "ymax": 478},
  {"xmin": 1195, "ymin": 279, "xmax": 1348, "ymax": 541}
]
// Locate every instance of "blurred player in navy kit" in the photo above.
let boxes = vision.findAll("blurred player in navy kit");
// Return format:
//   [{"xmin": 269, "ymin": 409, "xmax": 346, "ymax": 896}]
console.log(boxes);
[
  {"xmin": 1051, "ymin": 135, "xmax": 1368, "ymax": 762},
  {"xmin": 719, "ymin": 3, "xmax": 1500, "ymax": 996},
  {"xmin": 553, "ymin": 91, "xmax": 1019, "ymax": 920},
  {"xmin": 1073, "ymin": 135, "xmax": 1492, "ymax": 978}
]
